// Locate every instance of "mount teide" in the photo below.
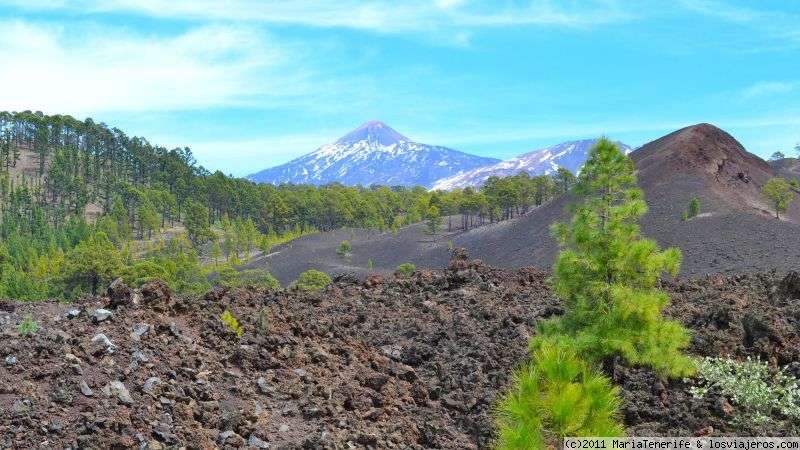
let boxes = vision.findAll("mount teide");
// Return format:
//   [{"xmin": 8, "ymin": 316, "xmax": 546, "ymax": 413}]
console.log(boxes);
[{"xmin": 247, "ymin": 121, "xmax": 500, "ymax": 188}]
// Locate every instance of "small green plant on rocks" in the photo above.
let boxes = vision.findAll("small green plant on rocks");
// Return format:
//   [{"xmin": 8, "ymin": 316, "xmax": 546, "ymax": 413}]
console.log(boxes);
[
  {"xmin": 17, "ymin": 315, "xmax": 38, "ymax": 336},
  {"xmin": 337, "ymin": 240, "xmax": 352, "ymax": 258},
  {"xmin": 295, "ymin": 269, "xmax": 331, "ymax": 293},
  {"xmin": 220, "ymin": 309, "xmax": 244, "ymax": 338},
  {"xmin": 395, "ymin": 262, "xmax": 416, "ymax": 278},
  {"xmin": 690, "ymin": 356, "xmax": 800, "ymax": 426},
  {"xmin": 367, "ymin": 259, "xmax": 374, "ymax": 271},
  {"xmin": 688, "ymin": 197, "xmax": 700, "ymax": 218}
]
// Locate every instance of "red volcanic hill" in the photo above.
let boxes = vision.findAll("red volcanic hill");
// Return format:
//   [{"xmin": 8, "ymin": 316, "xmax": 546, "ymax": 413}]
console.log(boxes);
[{"xmin": 632, "ymin": 123, "xmax": 797, "ymax": 220}]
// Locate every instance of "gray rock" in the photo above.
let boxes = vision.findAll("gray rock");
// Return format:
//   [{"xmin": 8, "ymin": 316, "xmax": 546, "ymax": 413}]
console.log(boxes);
[
  {"xmin": 132, "ymin": 350, "xmax": 149, "ymax": 363},
  {"xmin": 248, "ymin": 434, "xmax": 271, "ymax": 448},
  {"xmin": 380, "ymin": 344, "xmax": 403, "ymax": 361},
  {"xmin": 91, "ymin": 333, "xmax": 116, "ymax": 353},
  {"xmin": 79, "ymin": 380, "xmax": 93, "ymax": 396},
  {"xmin": 218, "ymin": 430, "xmax": 236, "ymax": 443},
  {"xmin": 48, "ymin": 419, "xmax": 63, "ymax": 433},
  {"xmin": 256, "ymin": 377, "xmax": 273, "ymax": 394},
  {"xmin": 66, "ymin": 308, "xmax": 81, "ymax": 319},
  {"xmin": 278, "ymin": 424, "xmax": 290, "ymax": 433},
  {"xmin": 142, "ymin": 377, "xmax": 161, "ymax": 395},
  {"xmin": 12, "ymin": 399, "xmax": 30, "ymax": 414},
  {"xmin": 4, "ymin": 355, "xmax": 16, "ymax": 365},
  {"xmin": 153, "ymin": 427, "xmax": 177, "ymax": 444},
  {"xmin": 132, "ymin": 323, "xmax": 150, "ymax": 340},
  {"xmin": 106, "ymin": 380, "xmax": 134, "ymax": 405},
  {"xmin": 92, "ymin": 309, "xmax": 113, "ymax": 323}
]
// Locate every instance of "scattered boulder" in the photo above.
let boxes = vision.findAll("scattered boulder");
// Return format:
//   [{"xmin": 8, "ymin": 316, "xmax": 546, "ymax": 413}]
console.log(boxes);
[
  {"xmin": 132, "ymin": 323, "xmax": 150, "ymax": 340},
  {"xmin": 78, "ymin": 380, "xmax": 93, "ymax": 397},
  {"xmin": 742, "ymin": 313, "xmax": 780, "ymax": 347},
  {"xmin": 105, "ymin": 380, "xmax": 134, "ymax": 405},
  {"xmin": 140, "ymin": 281, "xmax": 172, "ymax": 310},
  {"xmin": 91, "ymin": 333, "xmax": 116, "ymax": 354},
  {"xmin": 363, "ymin": 274, "xmax": 384, "ymax": 288},
  {"xmin": 142, "ymin": 377, "xmax": 161, "ymax": 395},
  {"xmin": 775, "ymin": 271, "xmax": 800, "ymax": 301},
  {"xmin": 107, "ymin": 278, "xmax": 134, "ymax": 308},
  {"xmin": 91, "ymin": 308, "xmax": 113, "ymax": 323}
]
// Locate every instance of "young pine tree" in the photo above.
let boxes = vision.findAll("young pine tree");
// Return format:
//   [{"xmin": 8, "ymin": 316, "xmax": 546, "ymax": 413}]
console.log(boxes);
[
  {"xmin": 495, "ymin": 139, "xmax": 694, "ymax": 449},
  {"xmin": 546, "ymin": 137, "xmax": 693, "ymax": 376}
]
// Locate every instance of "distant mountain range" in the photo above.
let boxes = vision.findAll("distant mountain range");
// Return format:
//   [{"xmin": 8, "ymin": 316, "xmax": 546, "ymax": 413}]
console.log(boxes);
[
  {"xmin": 247, "ymin": 121, "xmax": 632, "ymax": 189},
  {"xmin": 247, "ymin": 121, "xmax": 500, "ymax": 188},
  {"xmin": 430, "ymin": 139, "xmax": 633, "ymax": 190}
]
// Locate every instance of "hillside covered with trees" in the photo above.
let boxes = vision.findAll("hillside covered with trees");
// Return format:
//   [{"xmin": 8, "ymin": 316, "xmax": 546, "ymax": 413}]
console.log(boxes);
[{"xmin": 0, "ymin": 111, "xmax": 574, "ymax": 300}]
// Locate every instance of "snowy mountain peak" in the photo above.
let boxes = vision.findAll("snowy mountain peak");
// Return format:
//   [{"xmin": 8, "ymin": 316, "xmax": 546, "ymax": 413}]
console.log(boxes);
[
  {"xmin": 336, "ymin": 120, "xmax": 409, "ymax": 146},
  {"xmin": 248, "ymin": 122, "xmax": 500, "ymax": 187}
]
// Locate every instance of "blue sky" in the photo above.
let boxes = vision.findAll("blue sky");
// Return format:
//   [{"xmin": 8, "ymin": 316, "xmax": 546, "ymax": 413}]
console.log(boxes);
[{"xmin": 0, "ymin": 0, "xmax": 798, "ymax": 176}]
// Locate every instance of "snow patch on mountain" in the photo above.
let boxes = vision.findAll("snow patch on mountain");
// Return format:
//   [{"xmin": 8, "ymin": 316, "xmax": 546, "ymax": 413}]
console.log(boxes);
[{"xmin": 430, "ymin": 139, "xmax": 632, "ymax": 191}]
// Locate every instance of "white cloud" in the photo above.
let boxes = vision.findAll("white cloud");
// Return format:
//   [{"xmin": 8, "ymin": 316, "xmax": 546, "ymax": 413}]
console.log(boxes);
[
  {"xmin": 0, "ymin": 20, "xmax": 309, "ymax": 114},
  {"xmin": 6, "ymin": 0, "xmax": 638, "ymax": 31},
  {"xmin": 741, "ymin": 81, "xmax": 798, "ymax": 99}
]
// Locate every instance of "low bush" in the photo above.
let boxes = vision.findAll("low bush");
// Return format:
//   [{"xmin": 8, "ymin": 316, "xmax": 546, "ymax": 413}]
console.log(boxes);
[
  {"xmin": 395, "ymin": 262, "xmax": 416, "ymax": 278},
  {"xmin": 690, "ymin": 356, "xmax": 800, "ymax": 425},
  {"xmin": 217, "ymin": 267, "xmax": 280, "ymax": 290},
  {"xmin": 220, "ymin": 309, "xmax": 244, "ymax": 338},
  {"xmin": 295, "ymin": 269, "xmax": 331, "ymax": 293},
  {"xmin": 337, "ymin": 240, "xmax": 352, "ymax": 257},
  {"xmin": 17, "ymin": 315, "xmax": 38, "ymax": 336},
  {"xmin": 688, "ymin": 196, "xmax": 701, "ymax": 218}
]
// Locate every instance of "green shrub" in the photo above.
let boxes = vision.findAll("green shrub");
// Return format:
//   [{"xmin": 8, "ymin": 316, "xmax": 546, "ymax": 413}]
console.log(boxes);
[
  {"xmin": 688, "ymin": 196, "xmax": 701, "ymax": 218},
  {"xmin": 495, "ymin": 336, "xmax": 623, "ymax": 448},
  {"xmin": 295, "ymin": 269, "xmax": 331, "ymax": 293},
  {"xmin": 218, "ymin": 267, "xmax": 280, "ymax": 290},
  {"xmin": 17, "ymin": 315, "xmax": 38, "ymax": 336},
  {"xmin": 395, "ymin": 262, "xmax": 416, "ymax": 278},
  {"xmin": 690, "ymin": 356, "xmax": 800, "ymax": 425},
  {"xmin": 125, "ymin": 260, "xmax": 169, "ymax": 286},
  {"xmin": 220, "ymin": 309, "xmax": 244, "ymax": 337},
  {"xmin": 337, "ymin": 240, "xmax": 352, "ymax": 257}
]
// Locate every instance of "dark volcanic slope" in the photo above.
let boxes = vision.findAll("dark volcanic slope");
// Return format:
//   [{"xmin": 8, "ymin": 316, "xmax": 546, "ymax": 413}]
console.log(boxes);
[
  {"xmin": 257, "ymin": 123, "xmax": 800, "ymax": 282},
  {"xmin": 2, "ymin": 261, "xmax": 799, "ymax": 448}
]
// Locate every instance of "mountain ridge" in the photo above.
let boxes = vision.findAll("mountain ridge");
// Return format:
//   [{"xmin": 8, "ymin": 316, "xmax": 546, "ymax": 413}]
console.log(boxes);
[{"xmin": 431, "ymin": 138, "xmax": 633, "ymax": 190}]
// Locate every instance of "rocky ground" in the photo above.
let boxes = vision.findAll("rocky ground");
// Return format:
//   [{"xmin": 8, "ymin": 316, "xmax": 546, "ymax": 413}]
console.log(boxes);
[{"xmin": 2, "ymin": 251, "xmax": 800, "ymax": 449}]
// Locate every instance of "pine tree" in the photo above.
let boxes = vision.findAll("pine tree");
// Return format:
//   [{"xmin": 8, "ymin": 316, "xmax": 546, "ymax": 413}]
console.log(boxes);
[
  {"xmin": 495, "ymin": 139, "xmax": 694, "ymax": 448},
  {"xmin": 63, "ymin": 231, "xmax": 123, "ymax": 295},
  {"xmin": 547, "ymin": 138, "xmax": 693, "ymax": 376},
  {"xmin": 762, "ymin": 177, "xmax": 794, "ymax": 219},
  {"xmin": 425, "ymin": 205, "xmax": 442, "ymax": 235},
  {"xmin": 184, "ymin": 199, "xmax": 213, "ymax": 246}
]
